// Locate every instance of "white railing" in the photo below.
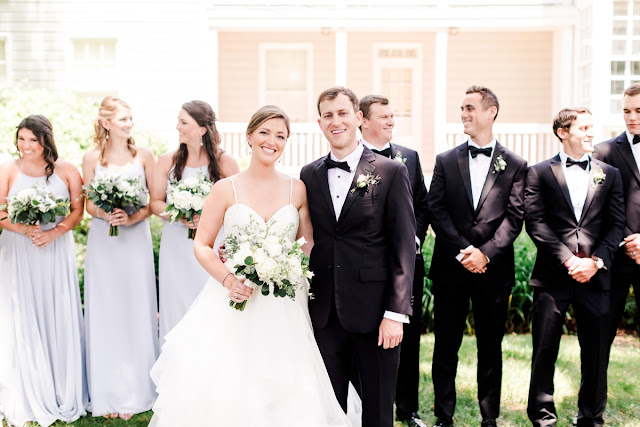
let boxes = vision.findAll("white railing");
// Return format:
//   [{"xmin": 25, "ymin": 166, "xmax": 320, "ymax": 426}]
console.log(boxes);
[
  {"xmin": 218, "ymin": 122, "xmax": 559, "ymax": 172},
  {"xmin": 445, "ymin": 123, "xmax": 559, "ymax": 166}
]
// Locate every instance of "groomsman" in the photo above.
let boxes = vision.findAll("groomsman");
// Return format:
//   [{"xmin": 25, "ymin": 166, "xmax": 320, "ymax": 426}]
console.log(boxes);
[
  {"xmin": 300, "ymin": 87, "xmax": 416, "ymax": 427},
  {"xmin": 358, "ymin": 95, "xmax": 429, "ymax": 427},
  {"xmin": 428, "ymin": 86, "xmax": 527, "ymax": 427},
  {"xmin": 525, "ymin": 107, "xmax": 624, "ymax": 427},
  {"xmin": 593, "ymin": 83, "xmax": 640, "ymax": 342}
]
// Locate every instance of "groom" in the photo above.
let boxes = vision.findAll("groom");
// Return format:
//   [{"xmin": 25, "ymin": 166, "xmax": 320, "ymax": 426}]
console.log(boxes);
[{"xmin": 300, "ymin": 87, "xmax": 416, "ymax": 427}]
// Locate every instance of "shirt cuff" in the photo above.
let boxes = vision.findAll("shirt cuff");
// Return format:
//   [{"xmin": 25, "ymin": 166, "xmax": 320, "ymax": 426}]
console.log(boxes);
[
  {"xmin": 384, "ymin": 310, "xmax": 410, "ymax": 323},
  {"xmin": 456, "ymin": 245, "xmax": 474, "ymax": 262}
]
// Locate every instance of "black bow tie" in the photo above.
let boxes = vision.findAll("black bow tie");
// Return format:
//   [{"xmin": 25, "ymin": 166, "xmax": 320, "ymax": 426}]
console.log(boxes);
[
  {"xmin": 372, "ymin": 147, "xmax": 392, "ymax": 158},
  {"xmin": 566, "ymin": 158, "xmax": 589, "ymax": 170},
  {"xmin": 633, "ymin": 134, "xmax": 640, "ymax": 145},
  {"xmin": 324, "ymin": 157, "xmax": 351, "ymax": 172},
  {"xmin": 468, "ymin": 146, "xmax": 493, "ymax": 158}
]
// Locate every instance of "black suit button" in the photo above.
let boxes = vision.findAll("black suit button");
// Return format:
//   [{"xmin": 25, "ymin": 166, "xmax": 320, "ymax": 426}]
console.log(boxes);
[
  {"xmin": 336, "ymin": 265, "xmax": 341, "ymax": 269},
  {"xmin": 335, "ymin": 235, "xmax": 342, "ymax": 240},
  {"xmin": 328, "ymin": 264, "xmax": 332, "ymax": 269},
  {"xmin": 473, "ymin": 221, "xmax": 478, "ymax": 226}
]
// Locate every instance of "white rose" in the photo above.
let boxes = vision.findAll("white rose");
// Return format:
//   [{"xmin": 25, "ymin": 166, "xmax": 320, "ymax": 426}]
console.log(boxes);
[
  {"xmin": 190, "ymin": 195, "xmax": 205, "ymax": 211},
  {"xmin": 7, "ymin": 204, "xmax": 15, "ymax": 215},
  {"xmin": 256, "ymin": 257, "xmax": 278, "ymax": 281},
  {"xmin": 182, "ymin": 177, "xmax": 199, "ymax": 188},
  {"xmin": 173, "ymin": 190, "xmax": 192, "ymax": 210},
  {"xmin": 239, "ymin": 241, "xmax": 251, "ymax": 252},
  {"xmin": 19, "ymin": 188, "xmax": 37, "ymax": 202},
  {"xmin": 232, "ymin": 249, "xmax": 253, "ymax": 267},
  {"xmin": 253, "ymin": 248, "xmax": 267, "ymax": 264},
  {"xmin": 265, "ymin": 242, "xmax": 283, "ymax": 258}
]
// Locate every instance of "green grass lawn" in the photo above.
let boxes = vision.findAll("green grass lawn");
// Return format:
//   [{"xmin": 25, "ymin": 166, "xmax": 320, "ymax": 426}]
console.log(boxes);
[{"xmin": 5, "ymin": 334, "xmax": 638, "ymax": 427}]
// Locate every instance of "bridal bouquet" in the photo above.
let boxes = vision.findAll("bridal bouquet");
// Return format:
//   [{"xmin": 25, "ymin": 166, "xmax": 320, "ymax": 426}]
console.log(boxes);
[
  {"xmin": 83, "ymin": 173, "xmax": 146, "ymax": 237},
  {"xmin": 0, "ymin": 183, "xmax": 69, "ymax": 225},
  {"xmin": 163, "ymin": 173, "xmax": 212, "ymax": 239},
  {"xmin": 223, "ymin": 219, "xmax": 313, "ymax": 311}
]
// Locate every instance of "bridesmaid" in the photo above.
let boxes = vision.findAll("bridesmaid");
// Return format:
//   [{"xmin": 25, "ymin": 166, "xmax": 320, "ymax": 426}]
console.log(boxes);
[
  {"xmin": 150, "ymin": 100, "xmax": 238, "ymax": 345},
  {"xmin": 82, "ymin": 97, "xmax": 158, "ymax": 420},
  {"xmin": 0, "ymin": 115, "xmax": 87, "ymax": 426}
]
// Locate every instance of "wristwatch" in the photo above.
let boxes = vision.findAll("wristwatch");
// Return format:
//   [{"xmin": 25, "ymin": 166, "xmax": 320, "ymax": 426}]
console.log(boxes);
[{"xmin": 592, "ymin": 256, "xmax": 605, "ymax": 270}]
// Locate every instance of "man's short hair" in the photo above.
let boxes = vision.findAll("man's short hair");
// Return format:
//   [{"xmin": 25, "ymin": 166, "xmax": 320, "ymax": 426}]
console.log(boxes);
[
  {"xmin": 359, "ymin": 95, "xmax": 389, "ymax": 120},
  {"xmin": 552, "ymin": 107, "xmax": 592, "ymax": 141},
  {"xmin": 624, "ymin": 83, "xmax": 640, "ymax": 97},
  {"xmin": 317, "ymin": 87, "xmax": 359, "ymax": 116},
  {"xmin": 466, "ymin": 85, "xmax": 500, "ymax": 121}
]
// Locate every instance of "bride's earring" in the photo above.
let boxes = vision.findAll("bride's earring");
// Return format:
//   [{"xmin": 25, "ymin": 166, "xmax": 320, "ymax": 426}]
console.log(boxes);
[
  {"xmin": 105, "ymin": 129, "xmax": 109, "ymax": 141},
  {"xmin": 200, "ymin": 136, "xmax": 203, "ymax": 147}
]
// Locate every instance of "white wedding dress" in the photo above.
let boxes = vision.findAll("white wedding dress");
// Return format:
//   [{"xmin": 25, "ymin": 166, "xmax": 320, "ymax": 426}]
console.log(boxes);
[{"xmin": 149, "ymin": 178, "xmax": 353, "ymax": 427}]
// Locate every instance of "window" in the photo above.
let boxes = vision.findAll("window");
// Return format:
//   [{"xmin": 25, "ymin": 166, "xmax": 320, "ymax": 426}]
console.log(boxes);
[
  {"xmin": 0, "ymin": 39, "xmax": 7, "ymax": 87},
  {"xmin": 259, "ymin": 44, "xmax": 312, "ymax": 122},
  {"xmin": 72, "ymin": 39, "xmax": 117, "ymax": 95},
  {"xmin": 609, "ymin": 0, "xmax": 640, "ymax": 112}
]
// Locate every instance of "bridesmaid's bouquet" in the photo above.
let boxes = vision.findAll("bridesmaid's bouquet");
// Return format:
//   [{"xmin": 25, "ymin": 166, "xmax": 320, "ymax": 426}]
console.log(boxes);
[
  {"xmin": 0, "ymin": 183, "xmax": 69, "ymax": 225},
  {"xmin": 163, "ymin": 173, "xmax": 212, "ymax": 239},
  {"xmin": 83, "ymin": 173, "xmax": 146, "ymax": 237},
  {"xmin": 223, "ymin": 219, "xmax": 313, "ymax": 311}
]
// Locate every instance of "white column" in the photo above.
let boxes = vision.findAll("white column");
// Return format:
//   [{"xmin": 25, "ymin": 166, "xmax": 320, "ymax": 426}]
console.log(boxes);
[
  {"xmin": 208, "ymin": 28, "xmax": 220, "ymax": 114},
  {"xmin": 434, "ymin": 29, "xmax": 448, "ymax": 155},
  {"xmin": 335, "ymin": 28, "xmax": 347, "ymax": 86},
  {"xmin": 590, "ymin": 0, "xmax": 612, "ymax": 139},
  {"xmin": 551, "ymin": 27, "xmax": 573, "ymax": 114}
]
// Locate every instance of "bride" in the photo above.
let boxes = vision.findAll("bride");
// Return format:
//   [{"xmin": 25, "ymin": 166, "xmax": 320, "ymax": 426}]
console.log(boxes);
[{"xmin": 149, "ymin": 105, "xmax": 352, "ymax": 426}]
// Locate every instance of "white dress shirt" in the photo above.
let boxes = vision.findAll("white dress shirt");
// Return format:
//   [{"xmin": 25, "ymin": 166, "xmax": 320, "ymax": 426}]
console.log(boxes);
[
  {"xmin": 328, "ymin": 144, "xmax": 363, "ymax": 221},
  {"xmin": 625, "ymin": 130, "xmax": 640, "ymax": 172},
  {"xmin": 328, "ymin": 143, "xmax": 408, "ymax": 323},
  {"xmin": 455, "ymin": 139, "xmax": 496, "ymax": 263},
  {"xmin": 468, "ymin": 139, "xmax": 497, "ymax": 210},
  {"xmin": 559, "ymin": 151, "xmax": 590, "ymax": 222}
]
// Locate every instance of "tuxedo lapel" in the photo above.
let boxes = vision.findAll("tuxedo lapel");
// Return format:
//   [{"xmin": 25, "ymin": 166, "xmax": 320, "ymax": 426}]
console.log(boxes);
[
  {"xmin": 615, "ymin": 135, "xmax": 640, "ymax": 186},
  {"xmin": 475, "ymin": 142, "xmax": 503, "ymax": 214},
  {"xmin": 578, "ymin": 159, "xmax": 601, "ymax": 224},
  {"xmin": 549, "ymin": 155, "xmax": 575, "ymax": 216},
  {"xmin": 456, "ymin": 143, "xmax": 474, "ymax": 209},
  {"xmin": 314, "ymin": 154, "xmax": 337, "ymax": 220},
  {"xmin": 338, "ymin": 149, "xmax": 376, "ymax": 222}
]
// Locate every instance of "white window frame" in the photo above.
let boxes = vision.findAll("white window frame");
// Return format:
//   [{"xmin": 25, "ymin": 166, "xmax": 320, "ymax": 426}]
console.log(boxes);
[
  {"xmin": 609, "ymin": 0, "xmax": 640, "ymax": 114},
  {"xmin": 0, "ymin": 34, "xmax": 12, "ymax": 87},
  {"xmin": 258, "ymin": 43, "xmax": 314, "ymax": 122},
  {"xmin": 67, "ymin": 37, "xmax": 118, "ymax": 95},
  {"xmin": 372, "ymin": 42, "xmax": 423, "ymax": 150}
]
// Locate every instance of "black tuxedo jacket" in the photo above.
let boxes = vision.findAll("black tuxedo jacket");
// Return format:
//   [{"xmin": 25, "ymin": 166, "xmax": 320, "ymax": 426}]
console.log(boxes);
[
  {"xmin": 525, "ymin": 155, "xmax": 625, "ymax": 290},
  {"xmin": 427, "ymin": 141, "xmax": 527, "ymax": 288},
  {"xmin": 389, "ymin": 143, "xmax": 429, "ymax": 245},
  {"xmin": 593, "ymin": 133, "xmax": 640, "ymax": 274},
  {"xmin": 300, "ymin": 147, "xmax": 416, "ymax": 333}
]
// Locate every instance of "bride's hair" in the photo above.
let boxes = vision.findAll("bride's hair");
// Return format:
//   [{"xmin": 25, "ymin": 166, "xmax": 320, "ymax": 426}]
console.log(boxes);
[{"xmin": 246, "ymin": 105, "xmax": 290, "ymax": 138}]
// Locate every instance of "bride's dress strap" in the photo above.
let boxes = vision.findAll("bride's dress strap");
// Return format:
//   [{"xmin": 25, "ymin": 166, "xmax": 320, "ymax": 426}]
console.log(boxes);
[
  {"xmin": 230, "ymin": 178, "xmax": 238, "ymax": 204},
  {"xmin": 289, "ymin": 176, "xmax": 293, "ymax": 205}
]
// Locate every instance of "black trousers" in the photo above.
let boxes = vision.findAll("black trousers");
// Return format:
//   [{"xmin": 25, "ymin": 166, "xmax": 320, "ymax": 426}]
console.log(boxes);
[
  {"xmin": 431, "ymin": 280, "xmax": 510, "ymax": 422},
  {"xmin": 609, "ymin": 271, "xmax": 640, "ymax": 344},
  {"xmin": 314, "ymin": 305, "xmax": 401, "ymax": 427},
  {"xmin": 395, "ymin": 254, "xmax": 426, "ymax": 419},
  {"xmin": 527, "ymin": 285, "xmax": 610, "ymax": 427}
]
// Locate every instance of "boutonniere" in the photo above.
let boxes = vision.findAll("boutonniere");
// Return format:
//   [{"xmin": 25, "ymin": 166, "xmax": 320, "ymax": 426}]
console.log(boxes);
[
  {"xmin": 394, "ymin": 151, "xmax": 407, "ymax": 164},
  {"xmin": 592, "ymin": 166, "xmax": 606, "ymax": 188},
  {"xmin": 492, "ymin": 155, "xmax": 507, "ymax": 174},
  {"xmin": 351, "ymin": 173, "xmax": 381, "ymax": 193}
]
